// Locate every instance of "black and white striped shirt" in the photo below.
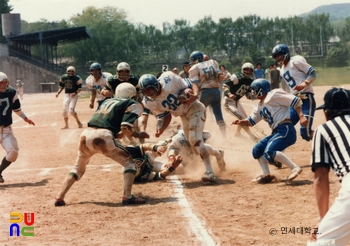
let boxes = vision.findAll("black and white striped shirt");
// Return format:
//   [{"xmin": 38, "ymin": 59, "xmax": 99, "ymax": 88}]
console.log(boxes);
[{"xmin": 311, "ymin": 115, "xmax": 350, "ymax": 182}]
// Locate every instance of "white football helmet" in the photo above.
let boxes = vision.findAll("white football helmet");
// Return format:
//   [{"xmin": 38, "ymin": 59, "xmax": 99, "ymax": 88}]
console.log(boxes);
[
  {"xmin": 241, "ymin": 62, "xmax": 254, "ymax": 78},
  {"xmin": 0, "ymin": 72, "xmax": 8, "ymax": 92},
  {"xmin": 116, "ymin": 62, "xmax": 131, "ymax": 81},
  {"xmin": 0, "ymin": 72, "xmax": 8, "ymax": 82},
  {"xmin": 66, "ymin": 66, "xmax": 75, "ymax": 73},
  {"xmin": 115, "ymin": 83, "xmax": 136, "ymax": 99}
]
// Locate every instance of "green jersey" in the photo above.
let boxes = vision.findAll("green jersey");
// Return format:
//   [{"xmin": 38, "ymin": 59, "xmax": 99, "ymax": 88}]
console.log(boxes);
[
  {"xmin": 88, "ymin": 98, "xmax": 143, "ymax": 137},
  {"xmin": 0, "ymin": 87, "xmax": 20, "ymax": 127},
  {"xmin": 59, "ymin": 74, "xmax": 82, "ymax": 94}
]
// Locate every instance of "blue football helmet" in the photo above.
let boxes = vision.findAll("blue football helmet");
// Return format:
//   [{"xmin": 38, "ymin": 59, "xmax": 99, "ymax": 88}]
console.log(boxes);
[
  {"xmin": 250, "ymin": 79, "xmax": 271, "ymax": 98},
  {"xmin": 138, "ymin": 74, "xmax": 161, "ymax": 101},
  {"xmin": 90, "ymin": 62, "xmax": 102, "ymax": 71},
  {"xmin": 271, "ymin": 44, "xmax": 290, "ymax": 65},
  {"xmin": 189, "ymin": 51, "xmax": 204, "ymax": 66}
]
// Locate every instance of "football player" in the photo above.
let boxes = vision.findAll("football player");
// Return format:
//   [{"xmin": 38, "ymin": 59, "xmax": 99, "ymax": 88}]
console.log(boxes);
[
  {"xmin": 272, "ymin": 44, "xmax": 316, "ymax": 141},
  {"xmin": 0, "ymin": 72, "xmax": 35, "ymax": 183},
  {"xmin": 188, "ymin": 51, "xmax": 227, "ymax": 138},
  {"xmin": 54, "ymin": 83, "xmax": 149, "ymax": 206},
  {"xmin": 85, "ymin": 62, "xmax": 112, "ymax": 110},
  {"xmin": 138, "ymin": 71, "xmax": 217, "ymax": 182},
  {"xmin": 232, "ymin": 79, "xmax": 307, "ymax": 183},
  {"xmin": 56, "ymin": 66, "xmax": 83, "ymax": 129},
  {"xmin": 101, "ymin": 62, "xmax": 147, "ymax": 144},
  {"xmin": 223, "ymin": 62, "xmax": 258, "ymax": 141}
]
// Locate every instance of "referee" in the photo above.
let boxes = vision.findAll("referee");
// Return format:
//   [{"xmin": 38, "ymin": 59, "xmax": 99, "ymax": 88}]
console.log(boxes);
[{"xmin": 308, "ymin": 87, "xmax": 350, "ymax": 246}]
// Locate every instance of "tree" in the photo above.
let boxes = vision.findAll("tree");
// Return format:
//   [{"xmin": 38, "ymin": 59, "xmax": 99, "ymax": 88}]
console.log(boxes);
[
  {"xmin": 339, "ymin": 17, "xmax": 350, "ymax": 42},
  {"xmin": 62, "ymin": 6, "xmax": 132, "ymax": 73},
  {"xmin": 304, "ymin": 14, "xmax": 333, "ymax": 56},
  {"xmin": 193, "ymin": 16, "xmax": 217, "ymax": 57},
  {"xmin": 216, "ymin": 17, "xmax": 236, "ymax": 60},
  {"xmin": 325, "ymin": 42, "xmax": 348, "ymax": 67}
]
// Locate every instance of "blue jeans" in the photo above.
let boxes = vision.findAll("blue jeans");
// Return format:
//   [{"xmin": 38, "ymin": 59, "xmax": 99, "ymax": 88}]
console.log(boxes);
[{"xmin": 199, "ymin": 88, "xmax": 225, "ymax": 126}]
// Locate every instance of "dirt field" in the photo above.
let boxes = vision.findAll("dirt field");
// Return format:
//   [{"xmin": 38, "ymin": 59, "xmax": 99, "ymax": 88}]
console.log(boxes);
[{"xmin": 0, "ymin": 85, "xmax": 349, "ymax": 246}]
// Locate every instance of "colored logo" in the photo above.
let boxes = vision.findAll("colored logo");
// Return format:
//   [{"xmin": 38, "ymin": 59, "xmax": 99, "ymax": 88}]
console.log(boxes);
[{"xmin": 9, "ymin": 212, "xmax": 35, "ymax": 237}]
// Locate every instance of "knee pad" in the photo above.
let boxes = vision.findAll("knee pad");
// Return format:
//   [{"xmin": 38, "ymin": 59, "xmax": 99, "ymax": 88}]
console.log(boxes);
[{"xmin": 7, "ymin": 150, "xmax": 18, "ymax": 162}]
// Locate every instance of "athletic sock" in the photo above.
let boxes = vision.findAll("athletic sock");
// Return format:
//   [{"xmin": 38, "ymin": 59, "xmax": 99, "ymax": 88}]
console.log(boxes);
[
  {"xmin": 0, "ymin": 157, "xmax": 12, "ymax": 174},
  {"xmin": 274, "ymin": 151, "xmax": 298, "ymax": 170},
  {"xmin": 257, "ymin": 156, "xmax": 270, "ymax": 175}
]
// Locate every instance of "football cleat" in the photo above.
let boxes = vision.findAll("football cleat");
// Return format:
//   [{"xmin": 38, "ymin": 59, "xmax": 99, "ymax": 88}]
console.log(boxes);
[{"xmin": 202, "ymin": 171, "xmax": 216, "ymax": 182}]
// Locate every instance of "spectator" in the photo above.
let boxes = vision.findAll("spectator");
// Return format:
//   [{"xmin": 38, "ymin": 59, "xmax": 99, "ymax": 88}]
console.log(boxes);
[
  {"xmin": 173, "ymin": 67, "xmax": 179, "ymax": 74},
  {"xmin": 179, "ymin": 62, "xmax": 190, "ymax": 78},
  {"xmin": 254, "ymin": 63, "xmax": 266, "ymax": 79},
  {"xmin": 270, "ymin": 63, "xmax": 281, "ymax": 90},
  {"xmin": 15, "ymin": 79, "xmax": 24, "ymax": 100},
  {"xmin": 265, "ymin": 64, "xmax": 273, "ymax": 82},
  {"xmin": 219, "ymin": 65, "xmax": 231, "ymax": 80}
]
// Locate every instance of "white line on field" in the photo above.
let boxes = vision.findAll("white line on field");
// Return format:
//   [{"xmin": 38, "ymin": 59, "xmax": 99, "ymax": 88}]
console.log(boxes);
[
  {"xmin": 7, "ymin": 164, "xmax": 119, "ymax": 174},
  {"xmin": 169, "ymin": 176, "xmax": 216, "ymax": 246},
  {"xmin": 6, "ymin": 164, "xmax": 217, "ymax": 245}
]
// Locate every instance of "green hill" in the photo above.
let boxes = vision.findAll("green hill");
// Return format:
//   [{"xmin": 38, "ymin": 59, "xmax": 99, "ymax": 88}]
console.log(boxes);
[{"xmin": 299, "ymin": 3, "xmax": 350, "ymax": 21}]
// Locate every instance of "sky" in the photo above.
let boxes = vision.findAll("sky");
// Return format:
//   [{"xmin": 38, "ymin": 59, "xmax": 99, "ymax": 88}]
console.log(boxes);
[{"xmin": 8, "ymin": 0, "xmax": 350, "ymax": 28}]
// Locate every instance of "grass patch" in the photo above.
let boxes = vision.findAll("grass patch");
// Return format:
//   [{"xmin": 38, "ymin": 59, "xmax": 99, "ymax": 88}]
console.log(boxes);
[{"xmin": 314, "ymin": 66, "xmax": 350, "ymax": 86}]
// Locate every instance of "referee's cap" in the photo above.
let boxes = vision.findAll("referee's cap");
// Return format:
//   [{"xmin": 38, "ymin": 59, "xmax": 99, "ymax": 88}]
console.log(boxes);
[{"xmin": 316, "ymin": 87, "xmax": 350, "ymax": 110}]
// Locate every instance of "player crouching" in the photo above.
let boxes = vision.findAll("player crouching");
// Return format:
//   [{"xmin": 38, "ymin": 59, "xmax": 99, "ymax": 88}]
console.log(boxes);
[
  {"xmin": 232, "ymin": 79, "xmax": 307, "ymax": 184},
  {"xmin": 54, "ymin": 83, "xmax": 149, "ymax": 206}
]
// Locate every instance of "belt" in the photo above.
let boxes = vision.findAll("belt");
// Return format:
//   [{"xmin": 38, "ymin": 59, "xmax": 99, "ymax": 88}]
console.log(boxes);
[
  {"xmin": 272, "ymin": 119, "xmax": 292, "ymax": 134},
  {"xmin": 278, "ymin": 119, "xmax": 292, "ymax": 126}
]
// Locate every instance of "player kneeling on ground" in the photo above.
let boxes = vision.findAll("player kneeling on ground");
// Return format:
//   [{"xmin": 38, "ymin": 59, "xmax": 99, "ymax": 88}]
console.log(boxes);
[
  {"xmin": 54, "ymin": 83, "xmax": 149, "ymax": 206},
  {"xmin": 232, "ymin": 79, "xmax": 308, "ymax": 184},
  {"xmin": 125, "ymin": 137, "xmax": 183, "ymax": 182}
]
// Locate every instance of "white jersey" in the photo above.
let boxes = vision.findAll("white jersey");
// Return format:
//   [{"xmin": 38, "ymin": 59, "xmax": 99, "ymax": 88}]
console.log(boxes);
[
  {"xmin": 248, "ymin": 89, "xmax": 300, "ymax": 130},
  {"xmin": 142, "ymin": 71, "xmax": 194, "ymax": 118},
  {"xmin": 169, "ymin": 129, "xmax": 193, "ymax": 156},
  {"xmin": 86, "ymin": 72, "xmax": 112, "ymax": 101},
  {"xmin": 189, "ymin": 59, "xmax": 221, "ymax": 89},
  {"xmin": 280, "ymin": 55, "xmax": 315, "ymax": 95}
]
